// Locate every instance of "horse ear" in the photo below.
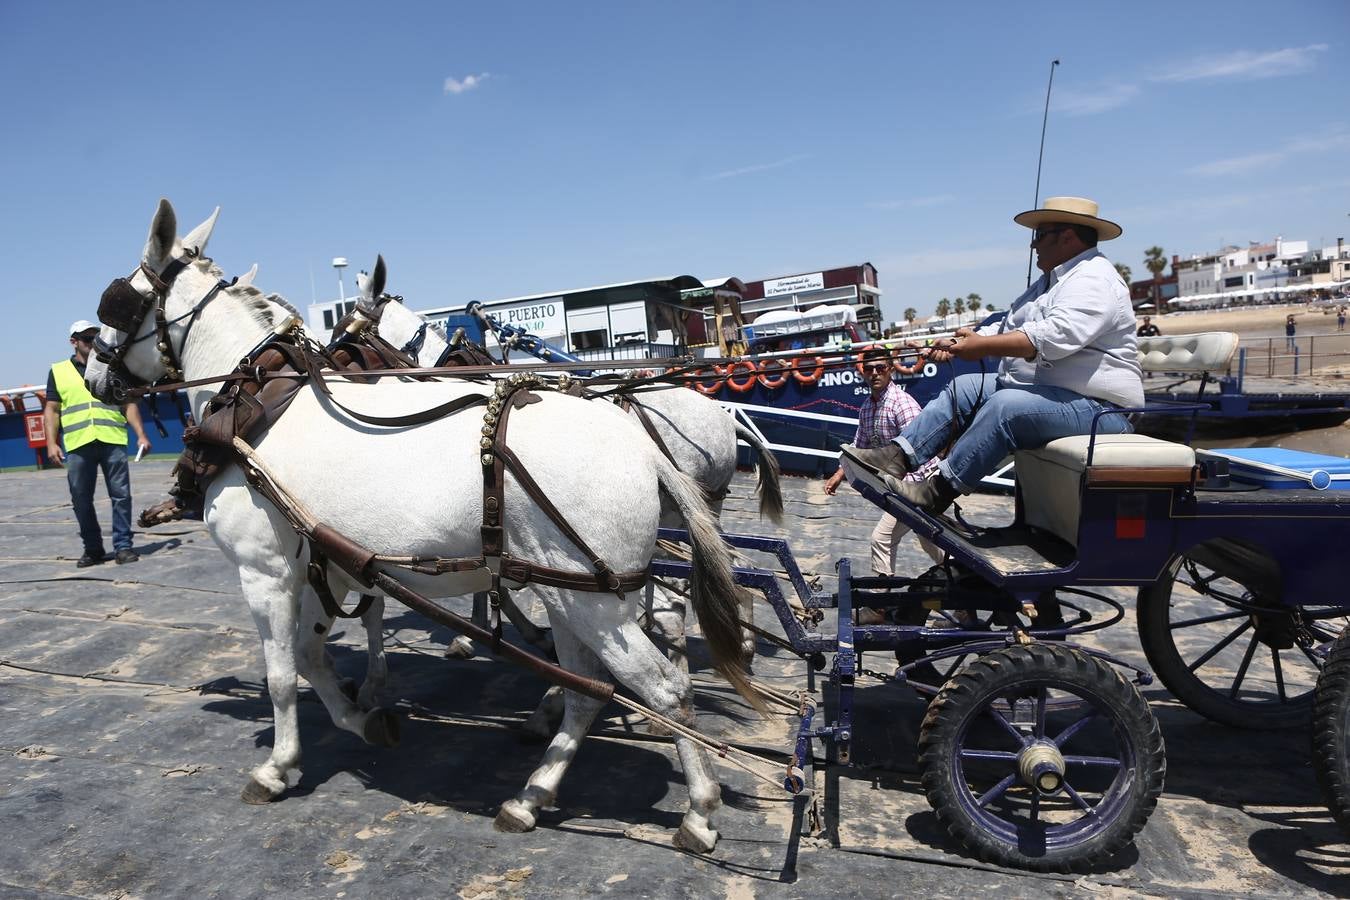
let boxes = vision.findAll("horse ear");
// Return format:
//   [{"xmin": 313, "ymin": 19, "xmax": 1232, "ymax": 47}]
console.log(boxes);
[
  {"xmin": 180, "ymin": 206, "xmax": 220, "ymax": 258},
  {"xmin": 143, "ymin": 198, "xmax": 177, "ymax": 270},
  {"xmin": 237, "ymin": 263, "xmax": 258, "ymax": 287},
  {"xmin": 372, "ymin": 255, "xmax": 387, "ymax": 299}
]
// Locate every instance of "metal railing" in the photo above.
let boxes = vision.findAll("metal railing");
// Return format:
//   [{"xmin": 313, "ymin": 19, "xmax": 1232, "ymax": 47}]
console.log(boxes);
[{"xmin": 1234, "ymin": 333, "xmax": 1350, "ymax": 379}]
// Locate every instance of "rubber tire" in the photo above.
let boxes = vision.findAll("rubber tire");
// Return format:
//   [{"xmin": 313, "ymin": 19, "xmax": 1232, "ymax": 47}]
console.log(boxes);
[
  {"xmin": 1138, "ymin": 553, "xmax": 1312, "ymax": 730},
  {"xmin": 918, "ymin": 644, "xmax": 1165, "ymax": 873},
  {"xmin": 1313, "ymin": 627, "xmax": 1350, "ymax": 835}
]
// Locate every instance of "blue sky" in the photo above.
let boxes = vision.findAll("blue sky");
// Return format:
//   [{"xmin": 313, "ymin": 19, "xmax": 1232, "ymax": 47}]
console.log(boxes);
[{"xmin": 2, "ymin": 1, "xmax": 1347, "ymax": 388}]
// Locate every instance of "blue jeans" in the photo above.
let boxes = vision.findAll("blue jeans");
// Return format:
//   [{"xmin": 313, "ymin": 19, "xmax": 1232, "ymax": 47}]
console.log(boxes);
[
  {"xmin": 65, "ymin": 441, "xmax": 133, "ymax": 553},
  {"xmin": 895, "ymin": 373, "xmax": 1131, "ymax": 492}
]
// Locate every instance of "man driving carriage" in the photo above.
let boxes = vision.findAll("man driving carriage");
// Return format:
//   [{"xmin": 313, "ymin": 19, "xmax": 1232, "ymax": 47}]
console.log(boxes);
[{"xmin": 844, "ymin": 196, "xmax": 1143, "ymax": 512}]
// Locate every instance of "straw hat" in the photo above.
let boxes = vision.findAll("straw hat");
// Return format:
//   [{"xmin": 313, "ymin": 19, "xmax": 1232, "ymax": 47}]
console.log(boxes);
[{"xmin": 1013, "ymin": 196, "xmax": 1122, "ymax": 241}]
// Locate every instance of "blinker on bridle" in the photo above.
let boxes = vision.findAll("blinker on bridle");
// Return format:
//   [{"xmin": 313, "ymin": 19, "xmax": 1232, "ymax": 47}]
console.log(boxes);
[{"xmin": 94, "ymin": 251, "xmax": 228, "ymax": 396}]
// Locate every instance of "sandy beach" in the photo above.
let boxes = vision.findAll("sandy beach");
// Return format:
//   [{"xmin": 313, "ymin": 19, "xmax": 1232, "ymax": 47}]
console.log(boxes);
[{"xmin": 1150, "ymin": 301, "xmax": 1350, "ymax": 457}]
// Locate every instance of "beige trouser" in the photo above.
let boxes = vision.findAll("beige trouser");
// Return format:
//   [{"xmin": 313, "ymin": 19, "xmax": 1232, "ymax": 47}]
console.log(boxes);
[{"xmin": 870, "ymin": 512, "xmax": 943, "ymax": 576}]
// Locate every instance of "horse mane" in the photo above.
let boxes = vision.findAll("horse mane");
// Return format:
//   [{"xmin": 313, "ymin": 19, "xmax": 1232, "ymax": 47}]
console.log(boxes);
[{"xmin": 192, "ymin": 257, "xmax": 302, "ymax": 328}]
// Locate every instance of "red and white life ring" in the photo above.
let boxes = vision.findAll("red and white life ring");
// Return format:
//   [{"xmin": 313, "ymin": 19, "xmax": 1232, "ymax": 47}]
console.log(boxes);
[
  {"xmin": 791, "ymin": 355, "xmax": 826, "ymax": 385},
  {"xmin": 724, "ymin": 361, "xmax": 759, "ymax": 393},
  {"xmin": 692, "ymin": 366, "xmax": 726, "ymax": 396},
  {"xmin": 757, "ymin": 358, "xmax": 790, "ymax": 390}
]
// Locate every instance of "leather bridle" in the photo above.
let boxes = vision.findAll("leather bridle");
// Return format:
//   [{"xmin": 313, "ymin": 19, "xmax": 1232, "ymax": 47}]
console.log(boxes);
[{"xmin": 94, "ymin": 252, "xmax": 229, "ymax": 401}]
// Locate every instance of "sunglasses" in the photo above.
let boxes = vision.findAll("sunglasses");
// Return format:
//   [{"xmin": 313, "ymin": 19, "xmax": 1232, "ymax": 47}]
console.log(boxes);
[
  {"xmin": 865, "ymin": 362, "xmax": 891, "ymax": 373},
  {"xmin": 1032, "ymin": 225, "xmax": 1072, "ymax": 245}
]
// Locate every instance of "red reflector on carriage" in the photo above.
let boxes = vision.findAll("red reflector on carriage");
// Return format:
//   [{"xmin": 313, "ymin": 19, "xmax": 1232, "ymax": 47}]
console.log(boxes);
[
  {"xmin": 1115, "ymin": 516, "xmax": 1145, "ymax": 539},
  {"xmin": 1115, "ymin": 495, "xmax": 1147, "ymax": 539}
]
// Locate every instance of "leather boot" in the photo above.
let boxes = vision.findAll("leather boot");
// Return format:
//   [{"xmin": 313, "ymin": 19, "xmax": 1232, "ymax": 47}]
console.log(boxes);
[
  {"xmin": 840, "ymin": 443, "xmax": 910, "ymax": 480},
  {"xmin": 884, "ymin": 472, "xmax": 961, "ymax": 515}
]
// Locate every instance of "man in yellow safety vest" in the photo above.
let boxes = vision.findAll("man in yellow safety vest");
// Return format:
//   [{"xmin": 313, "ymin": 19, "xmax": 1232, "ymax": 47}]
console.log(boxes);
[{"xmin": 43, "ymin": 321, "xmax": 152, "ymax": 567}]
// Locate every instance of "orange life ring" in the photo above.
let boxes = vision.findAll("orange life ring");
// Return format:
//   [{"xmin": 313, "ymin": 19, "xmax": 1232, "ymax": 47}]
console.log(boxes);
[
  {"xmin": 692, "ymin": 366, "xmax": 726, "ymax": 395},
  {"xmin": 757, "ymin": 358, "xmax": 790, "ymax": 390},
  {"xmin": 724, "ymin": 360, "xmax": 759, "ymax": 393},
  {"xmin": 0, "ymin": 395, "xmax": 13, "ymax": 414},
  {"xmin": 791, "ymin": 355, "xmax": 826, "ymax": 385}
]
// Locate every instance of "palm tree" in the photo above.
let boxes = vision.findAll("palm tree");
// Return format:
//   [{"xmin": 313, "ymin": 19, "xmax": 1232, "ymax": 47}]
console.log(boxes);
[
  {"xmin": 985, "ymin": 303, "xmax": 995, "ymax": 312},
  {"xmin": 1144, "ymin": 247, "xmax": 1166, "ymax": 305},
  {"xmin": 935, "ymin": 297, "xmax": 951, "ymax": 320},
  {"xmin": 1114, "ymin": 262, "xmax": 1132, "ymax": 285},
  {"xmin": 903, "ymin": 307, "xmax": 917, "ymax": 330},
  {"xmin": 966, "ymin": 294, "xmax": 983, "ymax": 321}
]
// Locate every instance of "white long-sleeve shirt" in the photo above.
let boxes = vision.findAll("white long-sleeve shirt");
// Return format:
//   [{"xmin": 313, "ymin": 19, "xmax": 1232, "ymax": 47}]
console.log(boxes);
[{"xmin": 978, "ymin": 248, "xmax": 1144, "ymax": 408}]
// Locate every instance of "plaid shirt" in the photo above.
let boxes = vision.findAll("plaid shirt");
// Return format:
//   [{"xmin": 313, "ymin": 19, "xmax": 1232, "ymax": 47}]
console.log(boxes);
[{"xmin": 853, "ymin": 383, "xmax": 938, "ymax": 480}]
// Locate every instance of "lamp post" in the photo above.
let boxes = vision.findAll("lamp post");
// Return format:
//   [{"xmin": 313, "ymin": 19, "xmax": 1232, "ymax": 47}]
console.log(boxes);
[{"xmin": 333, "ymin": 257, "xmax": 349, "ymax": 304}]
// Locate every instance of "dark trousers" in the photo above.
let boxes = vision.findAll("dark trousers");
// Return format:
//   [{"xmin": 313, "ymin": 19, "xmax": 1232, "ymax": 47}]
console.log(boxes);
[{"xmin": 65, "ymin": 441, "xmax": 132, "ymax": 553}]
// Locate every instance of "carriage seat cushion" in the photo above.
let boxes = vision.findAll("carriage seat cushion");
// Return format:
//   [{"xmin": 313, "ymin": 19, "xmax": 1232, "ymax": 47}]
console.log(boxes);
[
  {"xmin": 1015, "ymin": 434, "xmax": 1196, "ymax": 547},
  {"xmin": 1137, "ymin": 331, "xmax": 1238, "ymax": 373}
]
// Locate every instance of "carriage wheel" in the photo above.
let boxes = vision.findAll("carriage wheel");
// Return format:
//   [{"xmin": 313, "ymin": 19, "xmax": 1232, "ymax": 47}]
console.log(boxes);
[
  {"xmin": 1313, "ymin": 627, "xmax": 1350, "ymax": 835},
  {"xmin": 1138, "ymin": 548, "xmax": 1347, "ymax": 729},
  {"xmin": 917, "ymin": 644, "xmax": 1164, "ymax": 873}
]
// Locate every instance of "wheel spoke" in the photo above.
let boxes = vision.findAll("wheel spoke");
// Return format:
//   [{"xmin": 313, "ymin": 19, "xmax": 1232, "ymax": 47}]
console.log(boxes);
[
  {"xmin": 1298, "ymin": 642, "xmax": 1325, "ymax": 669},
  {"xmin": 1034, "ymin": 688, "xmax": 1048, "ymax": 739},
  {"xmin": 1186, "ymin": 619, "xmax": 1252, "ymax": 673},
  {"xmin": 1061, "ymin": 780, "xmax": 1097, "ymax": 816},
  {"xmin": 1171, "ymin": 609, "xmax": 1250, "ymax": 629},
  {"xmin": 983, "ymin": 705, "xmax": 1031, "ymax": 747},
  {"xmin": 1229, "ymin": 632, "xmax": 1261, "ymax": 699},
  {"xmin": 1063, "ymin": 754, "xmax": 1123, "ymax": 768},
  {"xmin": 976, "ymin": 773, "xmax": 1017, "ymax": 808},
  {"xmin": 959, "ymin": 749, "xmax": 1019, "ymax": 763},
  {"xmin": 1272, "ymin": 648, "xmax": 1287, "ymax": 702},
  {"xmin": 1052, "ymin": 711, "xmax": 1098, "ymax": 748}
]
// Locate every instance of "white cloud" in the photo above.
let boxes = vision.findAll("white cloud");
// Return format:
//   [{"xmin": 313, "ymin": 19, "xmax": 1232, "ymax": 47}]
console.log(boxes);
[
  {"xmin": 705, "ymin": 154, "xmax": 809, "ymax": 180},
  {"xmin": 444, "ymin": 72, "xmax": 490, "ymax": 95},
  {"xmin": 1187, "ymin": 131, "xmax": 1350, "ymax": 176},
  {"xmin": 1051, "ymin": 83, "xmax": 1141, "ymax": 116},
  {"xmin": 1151, "ymin": 44, "xmax": 1328, "ymax": 83}
]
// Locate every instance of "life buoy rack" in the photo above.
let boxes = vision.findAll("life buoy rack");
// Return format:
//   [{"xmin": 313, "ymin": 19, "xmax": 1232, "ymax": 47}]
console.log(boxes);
[
  {"xmin": 791, "ymin": 355, "xmax": 826, "ymax": 386},
  {"xmin": 724, "ymin": 360, "xmax": 759, "ymax": 393},
  {"xmin": 692, "ymin": 366, "xmax": 726, "ymax": 396},
  {"xmin": 757, "ymin": 358, "xmax": 790, "ymax": 390}
]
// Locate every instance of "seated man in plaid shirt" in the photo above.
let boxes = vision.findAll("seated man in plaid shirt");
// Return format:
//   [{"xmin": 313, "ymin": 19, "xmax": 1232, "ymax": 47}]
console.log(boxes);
[{"xmin": 826, "ymin": 350, "xmax": 940, "ymax": 622}]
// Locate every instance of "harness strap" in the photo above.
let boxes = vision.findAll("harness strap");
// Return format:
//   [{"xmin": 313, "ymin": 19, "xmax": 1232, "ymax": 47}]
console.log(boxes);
[{"xmin": 617, "ymin": 394, "xmax": 678, "ymax": 466}]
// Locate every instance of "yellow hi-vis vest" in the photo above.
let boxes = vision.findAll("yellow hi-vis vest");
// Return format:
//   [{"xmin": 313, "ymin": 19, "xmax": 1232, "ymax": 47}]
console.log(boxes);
[{"xmin": 51, "ymin": 359, "xmax": 127, "ymax": 452}]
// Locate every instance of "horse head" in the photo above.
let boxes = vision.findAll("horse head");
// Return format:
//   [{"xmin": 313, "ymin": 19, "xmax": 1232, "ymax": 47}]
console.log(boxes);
[{"xmin": 86, "ymin": 199, "xmax": 282, "ymax": 407}]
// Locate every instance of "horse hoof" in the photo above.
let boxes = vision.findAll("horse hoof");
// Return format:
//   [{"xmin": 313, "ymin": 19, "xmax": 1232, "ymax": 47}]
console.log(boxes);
[
  {"xmin": 240, "ymin": 776, "xmax": 278, "ymax": 805},
  {"xmin": 672, "ymin": 821, "xmax": 719, "ymax": 854},
  {"xmin": 444, "ymin": 636, "xmax": 476, "ymax": 659},
  {"xmin": 494, "ymin": 799, "xmax": 536, "ymax": 833},
  {"xmin": 339, "ymin": 678, "xmax": 359, "ymax": 703},
  {"xmin": 362, "ymin": 708, "xmax": 401, "ymax": 747}
]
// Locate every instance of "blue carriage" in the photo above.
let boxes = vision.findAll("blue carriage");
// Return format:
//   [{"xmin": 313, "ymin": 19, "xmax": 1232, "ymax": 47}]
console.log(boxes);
[{"xmin": 660, "ymin": 330, "xmax": 1350, "ymax": 872}]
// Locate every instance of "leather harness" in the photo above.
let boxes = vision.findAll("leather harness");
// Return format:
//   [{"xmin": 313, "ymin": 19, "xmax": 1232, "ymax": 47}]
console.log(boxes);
[{"xmin": 139, "ymin": 324, "xmax": 648, "ymax": 633}]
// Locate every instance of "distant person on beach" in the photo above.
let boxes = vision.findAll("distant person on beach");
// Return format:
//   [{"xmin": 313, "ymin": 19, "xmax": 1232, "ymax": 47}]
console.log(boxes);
[
  {"xmin": 825, "ymin": 351, "xmax": 940, "ymax": 612},
  {"xmin": 842, "ymin": 196, "xmax": 1142, "ymax": 513},
  {"xmin": 1137, "ymin": 316, "xmax": 1161, "ymax": 338},
  {"xmin": 44, "ymin": 321, "xmax": 150, "ymax": 567},
  {"xmin": 1338, "ymin": 307, "xmax": 1346, "ymax": 332},
  {"xmin": 1286, "ymin": 314, "xmax": 1297, "ymax": 353}
]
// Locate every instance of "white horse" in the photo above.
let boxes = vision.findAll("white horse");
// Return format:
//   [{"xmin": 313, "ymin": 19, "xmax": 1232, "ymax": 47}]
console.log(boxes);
[
  {"xmin": 345, "ymin": 261, "xmax": 783, "ymax": 678},
  {"xmin": 85, "ymin": 200, "xmax": 761, "ymax": 851}
]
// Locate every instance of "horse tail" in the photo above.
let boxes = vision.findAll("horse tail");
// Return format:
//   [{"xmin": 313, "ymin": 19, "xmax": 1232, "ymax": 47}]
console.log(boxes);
[
  {"xmin": 653, "ymin": 455, "xmax": 766, "ymax": 713},
  {"xmin": 734, "ymin": 423, "xmax": 784, "ymax": 524}
]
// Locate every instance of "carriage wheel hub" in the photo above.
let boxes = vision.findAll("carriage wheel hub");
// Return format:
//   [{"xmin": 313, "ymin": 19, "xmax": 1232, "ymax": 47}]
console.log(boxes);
[{"xmin": 1018, "ymin": 741, "xmax": 1066, "ymax": 795}]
